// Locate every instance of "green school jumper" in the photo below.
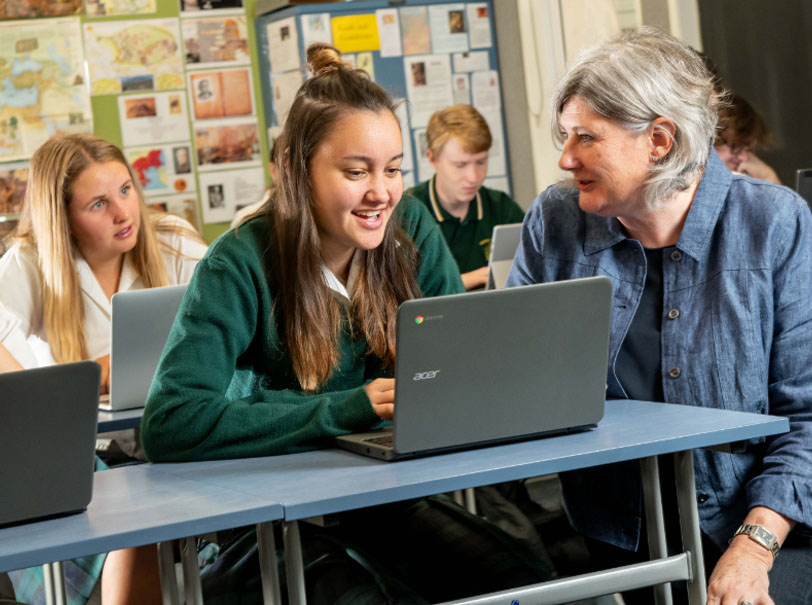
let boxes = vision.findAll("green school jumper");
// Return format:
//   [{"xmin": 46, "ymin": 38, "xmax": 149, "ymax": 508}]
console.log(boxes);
[
  {"xmin": 409, "ymin": 176, "xmax": 525, "ymax": 274},
  {"xmin": 141, "ymin": 195, "xmax": 463, "ymax": 461}
]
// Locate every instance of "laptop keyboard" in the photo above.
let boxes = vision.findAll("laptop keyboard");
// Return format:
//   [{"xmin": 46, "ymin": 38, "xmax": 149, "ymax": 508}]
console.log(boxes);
[{"xmin": 364, "ymin": 434, "xmax": 394, "ymax": 447}]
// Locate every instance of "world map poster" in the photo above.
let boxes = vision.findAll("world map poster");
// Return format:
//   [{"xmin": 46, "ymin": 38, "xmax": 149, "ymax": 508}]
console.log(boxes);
[{"xmin": 0, "ymin": 17, "xmax": 92, "ymax": 162}]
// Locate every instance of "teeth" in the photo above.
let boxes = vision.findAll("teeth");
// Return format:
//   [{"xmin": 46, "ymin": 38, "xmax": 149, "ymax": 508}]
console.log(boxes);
[{"xmin": 354, "ymin": 211, "xmax": 380, "ymax": 218}]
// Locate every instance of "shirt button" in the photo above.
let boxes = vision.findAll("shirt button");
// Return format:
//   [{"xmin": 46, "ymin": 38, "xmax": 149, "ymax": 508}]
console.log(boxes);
[
  {"xmin": 668, "ymin": 308, "xmax": 680, "ymax": 319},
  {"xmin": 671, "ymin": 250, "xmax": 682, "ymax": 261},
  {"xmin": 669, "ymin": 367, "xmax": 681, "ymax": 378},
  {"xmin": 697, "ymin": 493, "xmax": 709, "ymax": 504}
]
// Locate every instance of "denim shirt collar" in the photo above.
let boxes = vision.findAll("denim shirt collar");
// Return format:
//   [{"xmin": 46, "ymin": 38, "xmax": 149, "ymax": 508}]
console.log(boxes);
[{"xmin": 582, "ymin": 149, "xmax": 732, "ymax": 260}]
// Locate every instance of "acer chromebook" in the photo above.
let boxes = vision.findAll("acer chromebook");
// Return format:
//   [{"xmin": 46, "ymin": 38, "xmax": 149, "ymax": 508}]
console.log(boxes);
[
  {"xmin": 1, "ymin": 361, "xmax": 99, "ymax": 526},
  {"xmin": 486, "ymin": 223, "xmax": 523, "ymax": 290},
  {"xmin": 99, "ymin": 284, "xmax": 186, "ymax": 411},
  {"xmin": 336, "ymin": 276, "xmax": 613, "ymax": 461}
]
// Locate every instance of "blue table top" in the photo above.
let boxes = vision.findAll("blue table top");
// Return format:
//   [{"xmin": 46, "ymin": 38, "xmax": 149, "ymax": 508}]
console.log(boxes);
[
  {"xmin": 146, "ymin": 400, "xmax": 788, "ymax": 521},
  {"xmin": 97, "ymin": 406, "xmax": 143, "ymax": 433},
  {"xmin": 0, "ymin": 465, "xmax": 283, "ymax": 573}
]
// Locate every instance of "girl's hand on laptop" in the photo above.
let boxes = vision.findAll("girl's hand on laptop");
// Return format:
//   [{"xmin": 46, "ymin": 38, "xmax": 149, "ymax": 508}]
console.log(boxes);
[
  {"xmin": 96, "ymin": 354, "xmax": 111, "ymax": 395},
  {"xmin": 461, "ymin": 266, "xmax": 489, "ymax": 291},
  {"xmin": 365, "ymin": 378, "xmax": 395, "ymax": 420}
]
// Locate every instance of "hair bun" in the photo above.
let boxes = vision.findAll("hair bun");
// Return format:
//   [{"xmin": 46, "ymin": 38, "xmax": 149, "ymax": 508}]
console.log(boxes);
[{"xmin": 306, "ymin": 43, "xmax": 349, "ymax": 76}]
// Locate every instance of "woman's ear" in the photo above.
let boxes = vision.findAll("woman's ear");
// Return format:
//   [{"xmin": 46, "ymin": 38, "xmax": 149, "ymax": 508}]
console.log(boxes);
[{"xmin": 650, "ymin": 117, "xmax": 676, "ymax": 161}]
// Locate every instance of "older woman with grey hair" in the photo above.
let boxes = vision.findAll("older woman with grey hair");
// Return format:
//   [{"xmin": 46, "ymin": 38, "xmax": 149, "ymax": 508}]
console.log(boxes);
[{"xmin": 508, "ymin": 27, "xmax": 812, "ymax": 605}]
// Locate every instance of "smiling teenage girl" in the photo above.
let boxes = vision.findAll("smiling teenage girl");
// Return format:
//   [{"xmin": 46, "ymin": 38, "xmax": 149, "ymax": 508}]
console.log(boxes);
[{"xmin": 142, "ymin": 43, "xmax": 547, "ymax": 603}]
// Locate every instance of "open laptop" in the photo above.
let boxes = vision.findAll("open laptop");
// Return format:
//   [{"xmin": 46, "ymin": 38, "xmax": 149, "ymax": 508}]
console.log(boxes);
[
  {"xmin": 486, "ymin": 223, "xmax": 523, "ymax": 290},
  {"xmin": 795, "ymin": 168, "xmax": 812, "ymax": 209},
  {"xmin": 0, "ymin": 361, "xmax": 99, "ymax": 526},
  {"xmin": 336, "ymin": 276, "xmax": 612, "ymax": 461},
  {"xmin": 99, "ymin": 284, "xmax": 187, "ymax": 411}
]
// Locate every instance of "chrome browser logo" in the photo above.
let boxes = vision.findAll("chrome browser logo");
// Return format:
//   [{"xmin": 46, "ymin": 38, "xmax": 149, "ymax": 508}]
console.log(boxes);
[{"xmin": 415, "ymin": 315, "xmax": 424, "ymax": 324}]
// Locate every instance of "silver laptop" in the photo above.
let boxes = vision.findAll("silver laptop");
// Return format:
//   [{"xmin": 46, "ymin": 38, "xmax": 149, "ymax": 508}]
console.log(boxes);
[
  {"xmin": 100, "ymin": 284, "xmax": 187, "ymax": 411},
  {"xmin": 486, "ymin": 223, "xmax": 523, "ymax": 290},
  {"xmin": 336, "ymin": 276, "xmax": 612, "ymax": 461},
  {"xmin": 0, "ymin": 361, "xmax": 99, "ymax": 526}
]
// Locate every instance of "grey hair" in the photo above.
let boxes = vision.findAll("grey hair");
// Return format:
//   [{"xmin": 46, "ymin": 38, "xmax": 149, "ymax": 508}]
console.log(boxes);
[{"xmin": 551, "ymin": 26, "xmax": 719, "ymax": 207}]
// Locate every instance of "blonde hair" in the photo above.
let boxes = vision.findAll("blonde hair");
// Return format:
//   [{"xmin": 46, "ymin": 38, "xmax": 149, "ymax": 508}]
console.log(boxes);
[
  {"xmin": 13, "ymin": 133, "xmax": 201, "ymax": 363},
  {"xmin": 426, "ymin": 104, "xmax": 492, "ymax": 157}
]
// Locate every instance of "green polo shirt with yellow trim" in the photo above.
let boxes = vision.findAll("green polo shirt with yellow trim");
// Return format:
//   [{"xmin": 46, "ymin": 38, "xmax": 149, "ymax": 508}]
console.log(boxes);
[{"xmin": 409, "ymin": 176, "xmax": 525, "ymax": 273}]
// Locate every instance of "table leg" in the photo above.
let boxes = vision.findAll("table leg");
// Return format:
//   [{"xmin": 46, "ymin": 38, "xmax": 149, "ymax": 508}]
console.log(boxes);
[
  {"xmin": 674, "ymin": 450, "xmax": 707, "ymax": 605},
  {"xmin": 180, "ymin": 537, "xmax": 203, "ymax": 605},
  {"xmin": 640, "ymin": 456, "xmax": 673, "ymax": 605},
  {"xmin": 257, "ymin": 521, "xmax": 282, "ymax": 604},
  {"xmin": 283, "ymin": 521, "xmax": 306, "ymax": 605},
  {"xmin": 156, "ymin": 542, "xmax": 180, "ymax": 605},
  {"xmin": 52, "ymin": 561, "xmax": 66, "ymax": 605},
  {"xmin": 42, "ymin": 563, "xmax": 55, "ymax": 605},
  {"xmin": 464, "ymin": 488, "xmax": 477, "ymax": 514}
]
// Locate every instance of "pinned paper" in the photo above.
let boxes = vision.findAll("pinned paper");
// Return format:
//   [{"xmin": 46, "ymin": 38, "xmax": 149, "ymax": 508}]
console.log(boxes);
[{"xmin": 331, "ymin": 14, "xmax": 380, "ymax": 53}]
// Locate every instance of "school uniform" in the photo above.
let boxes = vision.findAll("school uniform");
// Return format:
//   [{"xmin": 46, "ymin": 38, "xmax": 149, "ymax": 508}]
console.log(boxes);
[
  {"xmin": 409, "ymin": 176, "xmax": 525, "ymax": 273},
  {"xmin": 141, "ymin": 196, "xmax": 549, "ymax": 603},
  {"xmin": 0, "ymin": 214, "xmax": 206, "ymax": 605}
]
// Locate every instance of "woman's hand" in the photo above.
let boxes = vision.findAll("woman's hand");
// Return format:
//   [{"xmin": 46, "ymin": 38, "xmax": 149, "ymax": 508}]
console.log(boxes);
[
  {"xmin": 364, "ymin": 378, "xmax": 395, "ymax": 420},
  {"xmin": 0, "ymin": 343, "xmax": 22, "ymax": 373},
  {"xmin": 738, "ymin": 152, "xmax": 782, "ymax": 185},
  {"xmin": 461, "ymin": 266, "xmax": 489, "ymax": 290},
  {"xmin": 96, "ymin": 354, "xmax": 111, "ymax": 395},
  {"xmin": 707, "ymin": 537, "xmax": 774, "ymax": 605}
]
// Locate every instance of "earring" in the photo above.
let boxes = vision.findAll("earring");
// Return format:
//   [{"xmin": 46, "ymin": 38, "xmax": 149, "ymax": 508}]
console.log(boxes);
[{"xmin": 650, "ymin": 154, "xmax": 659, "ymax": 163}]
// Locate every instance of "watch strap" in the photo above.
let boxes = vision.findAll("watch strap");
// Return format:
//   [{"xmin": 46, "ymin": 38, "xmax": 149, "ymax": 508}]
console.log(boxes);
[{"xmin": 732, "ymin": 523, "xmax": 780, "ymax": 559}]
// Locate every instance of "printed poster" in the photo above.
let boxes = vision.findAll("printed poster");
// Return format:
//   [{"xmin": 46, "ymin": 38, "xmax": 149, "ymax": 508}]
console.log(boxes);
[
  {"xmin": 466, "ymin": 3, "xmax": 493, "ymax": 48},
  {"xmin": 180, "ymin": 0, "xmax": 243, "ymax": 13},
  {"xmin": 182, "ymin": 15, "xmax": 250, "ymax": 68},
  {"xmin": 194, "ymin": 118, "xmax": 261, "ymax": 171},
  {"xmin": 393, "ymin": 100, "xmax": 413, "ymax": 173},
  {"xmin": 188, "ymin": 67, "xmax": 254, "ymax": 120},
  {"xmin": 479, "ymin": 108, "xmax": 506, "ymax": 177},
  {"xmin": 118, "ymin": 91, "xmax": 190, "ymax": 147},
  {"xmin": 0, "ymin": 162, "xmax": 29, "ymax": 216},
  {"xmin": 484, "ymin": 177, "xmax": 509, "ymax": 196},
  {"xmin": 356, "ymin": 52, "xmax": 375, "ymax": 80},
  {"xmin": 375, "ymin": 9, "xmax": 402, "ymax": 58},
  {"xmin": 428, "ymin": 3, "xmax": 469, "ymax": 54},
  {"xmin": 0, "ymin": 17, "xmax": 92, "ymax": 162},
  {"xmin": 86, "ymin": 0, "xmax": 156, "ymax": 17},
  {"xmin": 453, "ymin": 51, "xmax": 489, "ymax": 73},
  {"xmin": 146, "ymin": 193, "xmax": 201, "ymax": 232},
  {"xmin": 403, "ymin": 54, "xmax": 453, "ymax": 128},
  {"xmin": 126, "ymin": 144, "xmax": 195, "ymax": 196},
  {"xmin": 270, "ymin": 70, "xmax": 303, "ymax": 127},
  {"xmin": 0, "ymin": 0, "xmax": 82, "ymax": 19},
  {"xmin": 472, "ymin": 69, "xmax": 501, "ymax": 111},
  {"xmin": 199, "ymin": 167, "xmax": 265, "ymax": 224},
  {"xmin": 413, "ymin": 128, "xmax": 433, "ymax": 183},
  {"xmin": 266, "ymin": 16, "xmax": 299, "ymax": 73},
  {"xmin": 331, "ymin": 13, "xmax": 380, "ymax": 54},
  {"xmin": 84, "ymin": 18, "xmax": 184, "ymax": 95},
  {"xmin": 399, "ymin": 6, "xmax": 430, "ymax": 55},
  {"xmin": 300, "ymin": 13, "xmax": 332, "ymax": 49},
  {"xmin": 452, "ymin": 74, "xmax": 471, "ymax": 105}
]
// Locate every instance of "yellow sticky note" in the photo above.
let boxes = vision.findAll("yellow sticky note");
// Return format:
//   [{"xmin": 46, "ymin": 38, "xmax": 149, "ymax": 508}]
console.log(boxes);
[{"xmin": 331, "ymin": 14, "xmax": 380, "ymax": 53}]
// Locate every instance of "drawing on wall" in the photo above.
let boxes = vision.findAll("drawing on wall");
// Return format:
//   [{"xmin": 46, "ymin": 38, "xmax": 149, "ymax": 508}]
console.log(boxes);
[
  {"xmin": 194, "ymin": 119, "xmax": 260, "ymax": 170},
  {"xmin": 126, "ymin": 144, "xmax": 195, "ymax": 195},
  {"xmin": 182, "ymin": 15, "xmax": 249, "ymax": 68},
  {"xmin": 0, "ymin": 17, "xmax": 92, "ymax": 161},
  {"xmin": 0, "ymin": 0, "xmax": 82, "ymax": 19},
  {"xmin": 85, "ymin": 0, "xmax": 156, "ymax": 17},
  {"xmin": 84, "ymin": 18, "xmax": 184, "ymax": 95}
]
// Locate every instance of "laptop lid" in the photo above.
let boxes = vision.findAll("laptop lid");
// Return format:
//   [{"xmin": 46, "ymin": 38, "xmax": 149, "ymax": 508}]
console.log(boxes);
[
  {"xmin": 795, "ymin": 168, "xmax": 812, "ymax": 209},
  {"xmin": 105, "ymin": 284, "xmax": 187, "ymax": 411},
  {"xmin": 0, "ymin": 361, "xmax": 99, "ymax": 526},
  {"xmin": 486, "ymin": 223, "xmax": 522, "ymax": 290}
]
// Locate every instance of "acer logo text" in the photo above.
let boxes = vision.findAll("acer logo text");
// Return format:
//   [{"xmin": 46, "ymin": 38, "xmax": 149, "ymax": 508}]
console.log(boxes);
[{"xmin": 413, "ymin": 370, "xmax": 440, "ymax": 381}]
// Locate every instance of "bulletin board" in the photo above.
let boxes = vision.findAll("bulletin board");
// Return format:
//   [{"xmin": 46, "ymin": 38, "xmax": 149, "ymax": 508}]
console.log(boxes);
[
  {"xmin": 255, "ymin": 0, "xmax": 511, "ymax": 196},
  {"xmin": 0, "ymin": 0, "xmax": 271, "ymax": 246}
]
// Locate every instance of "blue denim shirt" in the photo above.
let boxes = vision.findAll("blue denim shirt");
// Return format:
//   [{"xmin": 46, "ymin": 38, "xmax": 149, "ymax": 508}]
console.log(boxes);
[{"xmin": 507, "ymin": 150, "xmax": 812, "ymax": 552}]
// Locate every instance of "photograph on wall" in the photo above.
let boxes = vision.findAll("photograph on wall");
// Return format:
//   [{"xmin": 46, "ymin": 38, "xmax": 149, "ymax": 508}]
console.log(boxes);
[
  {"xmin": 126, "ymin": 144, "xmax": 195, "ymax": 196},
  {"xmin": 84, "ymin": 18, "xmax": 184, "ymax": 95},
  {"xmin": 194, "ymin": 118, "xmax": 260, "ymax": 171},
  {"xmin": 300, "ymin": 12, "xmax": 332, "ymax": 49},
  {"xmin": 428, "ymin": 3, "xmax": 469, "ymax": 54},
  {"xmin": 466, "ymin": 3, "xmax": 492, "ymax": 48},
  {"xmin": 266, "ymin": 16, "xmax": 299, "ymax": 74},
  {"xmin": 0, "ymin": 162, "xmax": 29, "ymax": 216},
  {"xmin": 403, "ymin": 54, "xmax": 453, "ymax": 128},
  {"xmin": 118, "ymin": 91, "xmax": 190, "ymax": 147},
  {"xmin": 188, "ymin": 67, "xmax": 253, "ymax": 120},
  {"xmin": 86, "ymin": 0, "xmax": 156, "ymax": 17},
  {"xmin": 0, "ymin": 17, "xmax": 92, "ymax": 162},
  {"xmin": 399, "ymin": 6, "xmax": 430, "ymax": 55},
  {"xmin": 198, "ymin": 166, "xmax": 265, "ymax": 224},
  {"xmin": 146, "ymin": 193, "xmax": 201, "ymax": 232},
  {"xmin": 0, "ymin": 0, "xmax": 82, "ymax": 19},
  {"xmin": 180, "ymin": 0, "xmax": 242, "ymax": 13},
  {"xmin": 182, "ymin": 15, "xmax": 249, "ymax": 68},
  {"xmin": 375, "ymin": 8, "xmax": 402, "ymax": 58}
]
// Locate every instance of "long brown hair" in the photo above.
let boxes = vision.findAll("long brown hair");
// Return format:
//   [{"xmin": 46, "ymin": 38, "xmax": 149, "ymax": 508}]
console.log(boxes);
[
  {"xmin": 268, "ymin": 43, "xmax": 421, "ymax": 391},
  {"xmin": 14, "ymin": 133, "xmax": 200, "ymax": 363}
]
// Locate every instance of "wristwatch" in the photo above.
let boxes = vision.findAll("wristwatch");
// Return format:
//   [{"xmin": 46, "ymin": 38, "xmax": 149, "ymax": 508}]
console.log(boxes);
[{"xmin": 732, "ymin": 524, "xmax": 780, "ymax": 559}]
